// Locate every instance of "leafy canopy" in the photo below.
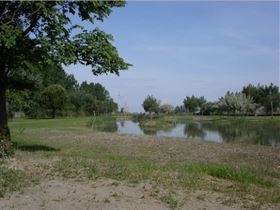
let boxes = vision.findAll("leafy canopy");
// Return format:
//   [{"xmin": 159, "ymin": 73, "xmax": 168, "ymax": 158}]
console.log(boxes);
[
  {"xmin": 0, "ymin": 1, "xmax": 131, "ymax": 90},
  {"xmin": 217, "ymin": 92, "xmax": 255, "ymax": 115},
  {"xmin": 183, "ymin": 95, "xmax": 206, "ymax": 113},
  {"xmin": 242, "ymin": 83, "xmax": 280, "ymax": 114},
  {"xmin": 40, "ymin": 84, "xmax": 67, "ymax": 118},
  {"xmin": 142, "ymin": 95, "xmax": 160, "ymax": 114}
]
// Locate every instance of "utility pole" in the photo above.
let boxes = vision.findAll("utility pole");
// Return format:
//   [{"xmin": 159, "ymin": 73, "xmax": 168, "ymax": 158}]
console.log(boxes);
[{"xmin": 269, "ymin": 90, "xmax": 273, "ymax": 117}]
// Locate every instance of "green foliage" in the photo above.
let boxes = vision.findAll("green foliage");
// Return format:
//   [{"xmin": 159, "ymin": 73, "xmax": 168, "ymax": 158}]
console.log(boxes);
[
  {"xmin": 142, "ymin": 95, "xmax": 160, "ymax": 114},
  {"xmin": 40, "ymin": 85, "xmax": 67, "ymax": 118},
  {"xmin": 82, "ymin": 94, "xmax": 100, "ymax": 115},
  {"xmin": 79, "ymin": 81, "xmax": 118, "ymax": 115},
  {"xmin": 174, "ymin": 105, "xmax": 186, "ymax": 114},
  {"xmin": 6, "ymin": 90, "xmax": 30, "ymax": 118},
  {"xmin": 80, "ymin": 82, "xmax": 110, "ymax": 101},
  {"xmin": 39, "ymin": 65, "xmax": 77, "ymax": 91},
  {"xmin": 0, "ymin": 1, "xmax": 130, "ymax": 87},
  {"xmin": 176, "ymin": 83, "xmax": 279, "ymax": 116},
  {"xmin": 243, "ymin": 83, "xmax": 280, "ymax": 115},
  {"xmin": 6, "ymin": 64, "xmax": 79, "ymax": 119},
  {"xmin": 69, "ymin": 90, "xmax": 83, "ymax": 116},
  {"xmin": 218, "ymin": 92, "xmax": 256, "ymax": 115},
  {"xmin": 160, "ymin": 104, "xmax": 174, "ymax": 114},
  {"xmin": 183, "ymin": 95, "xmax": 206, "ymax": 114}
]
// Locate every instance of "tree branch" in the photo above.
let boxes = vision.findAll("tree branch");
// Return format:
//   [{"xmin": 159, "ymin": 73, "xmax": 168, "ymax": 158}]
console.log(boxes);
[
  {"xmin": 0, "ymin": 1, "xmax": 7, "ymax": 17},
  {"xmin": 23, "ymin": 15, "xmax": 40, "ymax": 36}
]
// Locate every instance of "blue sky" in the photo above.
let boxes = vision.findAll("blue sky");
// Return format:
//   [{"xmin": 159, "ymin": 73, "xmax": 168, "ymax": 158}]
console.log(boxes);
[{"xmin": 66, "ymin": 1, "xmax": 279, "ymax": 112}]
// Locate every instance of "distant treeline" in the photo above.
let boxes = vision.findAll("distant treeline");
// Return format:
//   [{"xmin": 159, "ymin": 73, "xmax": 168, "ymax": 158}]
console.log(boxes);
[
  {"xmin": 142, "ymin": 83, "xmax": 280, "ymax": 116},
  {"xmin": 7, "ymin": 65, "xmax": 118, "ymax": 119}
]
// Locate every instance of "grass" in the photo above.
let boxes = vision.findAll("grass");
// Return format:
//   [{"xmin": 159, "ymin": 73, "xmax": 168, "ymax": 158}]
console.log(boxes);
[
  {"xmin": 51, "ymin": 157, "xmax": 274, "ymax": 188},
  {"xmin": 160, "ymin": 193, "xmax": 178, "ymax": 210},
  {"xmin": 87, "ymin": 115, "xmax": 118, "ymax": 132},
  {"xmin": 0, "ymin": 165, "xmax": 28, "ymax": 197},
  {"xmin": 2, "ymin": 116, "xmax": 280, "ymax": 207},
  {"xmin": 182, "ymin": 164, "xmax": 274, "ymax": 187}
]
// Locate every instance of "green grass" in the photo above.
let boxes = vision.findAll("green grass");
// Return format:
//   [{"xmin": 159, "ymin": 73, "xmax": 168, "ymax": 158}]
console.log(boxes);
[
  {"xmin": 0, "ymin": 166, "xmax": 28, "ymax": 197},
  {"xmin": 9, "ymin": 117, "xmax": 91, "ymax": 130},
  {"xmin": 51, "ymin": 154, "xmax": 274, "ymax": 188},
  {"xmin": 48, "ymin": 155, "xmax": 279, "ymax": 205},
  {"xmin": 183, "ymin": 164, "xmax": 274, "ymax": 187}
]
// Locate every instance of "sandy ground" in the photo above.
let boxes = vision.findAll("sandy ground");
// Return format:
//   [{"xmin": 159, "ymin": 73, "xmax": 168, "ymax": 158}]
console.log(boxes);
[{"xmin": 0, "ymin": 178, "xmax": 250, "ymax": 210}]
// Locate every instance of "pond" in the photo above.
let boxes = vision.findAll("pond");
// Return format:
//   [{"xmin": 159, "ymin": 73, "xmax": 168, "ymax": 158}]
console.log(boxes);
[{"xmin": 115, "ymin": 120, "xmax": 280, "ymax": 148}]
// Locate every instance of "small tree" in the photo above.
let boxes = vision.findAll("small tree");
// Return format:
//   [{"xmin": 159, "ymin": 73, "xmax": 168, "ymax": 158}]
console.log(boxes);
[
  {"xmin": 142, "ymin": 95, "xmax": 160, "ymax": 117},
  {"xmin": 160, "ymin": 104, "xmax": 174, "ymax": 114},
  {"xmin": 40, "ymin": 85, "xmax": 67, "ymax": 118},
  {"xmin": 218, "ymin": 92, "xmax": 255, "ymax": 116},
  {"xmin": 174, "ymin": 105, "xmax": 186, "ymax": 114},
  {"xmin": 183, "ymin": 95, "xmax": 206, "ymax": 114}
]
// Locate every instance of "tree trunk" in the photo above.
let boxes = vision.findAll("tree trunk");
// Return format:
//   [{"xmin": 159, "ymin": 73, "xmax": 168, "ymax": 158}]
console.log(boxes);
[
  {"xmin": 0, "ymin": 86, "xmax": 7, "ymax": 130},
  {"xmin": 0, "ymin": 83, "xmax": 12, "ymax": 157},
  {"xmin": 270, "ymin": 99, "xmax": 273, "ymax": 117},
  {"xmin": 52, "ymin": 108, "xmax": 56, "ymax": 119}
]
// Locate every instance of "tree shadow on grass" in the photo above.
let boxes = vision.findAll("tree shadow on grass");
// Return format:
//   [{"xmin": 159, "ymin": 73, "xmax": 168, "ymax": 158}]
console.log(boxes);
[{"xmin": 15, "ymin": 144, "xmax": 60, "ymax": 152}]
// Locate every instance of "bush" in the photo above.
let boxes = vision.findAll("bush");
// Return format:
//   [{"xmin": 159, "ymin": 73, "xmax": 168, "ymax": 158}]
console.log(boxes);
[{"xmin": 87, "ymin": 115, "xmax": 118, "ymax": 132}]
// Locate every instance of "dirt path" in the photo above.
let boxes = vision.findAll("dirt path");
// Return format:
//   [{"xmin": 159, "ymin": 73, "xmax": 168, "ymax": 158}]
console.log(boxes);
[{"xmin": 0, "ymin": 178, "xmax": 249, "ymax": 210}]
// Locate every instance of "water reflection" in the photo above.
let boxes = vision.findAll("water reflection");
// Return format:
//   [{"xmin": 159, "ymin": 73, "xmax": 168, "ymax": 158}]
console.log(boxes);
[
  {"xmin": 120, "ymin": 121, "xmax": 125, "ymax": 127},
  {"xmin": 92, "ymin": 120, "xmax": 118, "ymax": 132},
  {"xmin": 184, "ymin": 123, "xmax": 206, "ymax": 139},
  {"xmin": 116, "ymin": 120, "xmax": 280, "ymax": 147},
  {"xmin": 201, "ymin": 120, "xmax": 280, "ymax": 146}
]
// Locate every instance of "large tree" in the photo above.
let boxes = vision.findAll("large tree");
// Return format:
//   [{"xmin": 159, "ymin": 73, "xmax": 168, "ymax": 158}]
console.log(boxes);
[{"xmin": 0, "ymin": 1, "xmax": 130, "ymax": 156}]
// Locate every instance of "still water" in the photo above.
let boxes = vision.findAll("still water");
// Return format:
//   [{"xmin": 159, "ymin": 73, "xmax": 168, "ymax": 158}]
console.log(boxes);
[{"xmin": 116, "ymin": 120, "xmax": 280, "ymax": 148}]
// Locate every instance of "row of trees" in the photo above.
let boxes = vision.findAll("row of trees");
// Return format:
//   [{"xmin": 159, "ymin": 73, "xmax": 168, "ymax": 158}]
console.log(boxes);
[
  {"xmin": 7, "ymin": 67, "xmax": 118, "ymax": 119},
  {"xmin": 142, "ymin": 83, "xmax": 280, "ymax": 116}
]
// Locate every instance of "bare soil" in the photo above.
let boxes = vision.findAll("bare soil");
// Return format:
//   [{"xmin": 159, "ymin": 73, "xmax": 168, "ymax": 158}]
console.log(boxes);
[{"xmin": 0, "ymin": 177, "xmax": 255, "ymax": 210}]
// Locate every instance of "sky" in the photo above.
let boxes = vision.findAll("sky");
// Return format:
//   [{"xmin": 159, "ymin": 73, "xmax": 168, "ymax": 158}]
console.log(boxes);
[{"xmin": 65, "ymin": 1, "xmax": 279, "ymax": 112}]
